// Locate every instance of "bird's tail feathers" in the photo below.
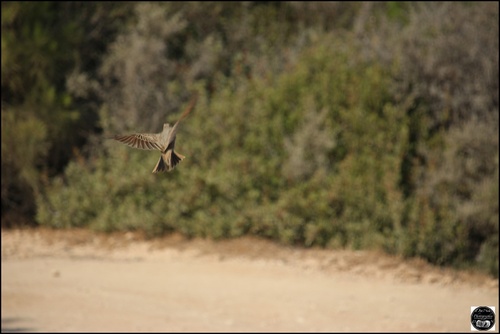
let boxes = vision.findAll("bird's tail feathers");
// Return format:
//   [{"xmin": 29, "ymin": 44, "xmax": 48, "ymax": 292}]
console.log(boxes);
[
  {"xmin": 171, "ymin": 150, "xmax": 185, "ymax": 167},
  {"xmin": 152, "ymin": 151, "xmax": 185, "ymax": 174}
]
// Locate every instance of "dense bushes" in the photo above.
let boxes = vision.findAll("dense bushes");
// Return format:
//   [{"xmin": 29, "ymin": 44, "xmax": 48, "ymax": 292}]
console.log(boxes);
[{"xmin": 3, "ymin": 2, "xmax": 498, "ymax": 276}]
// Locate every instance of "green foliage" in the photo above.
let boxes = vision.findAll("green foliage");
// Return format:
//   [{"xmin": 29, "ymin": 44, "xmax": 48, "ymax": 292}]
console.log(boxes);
[
  {"xmin": 1, "ymin": 110, "xmax": 48, "ymax": 224},
  {"xmin": 2, "ymin": 1, "xmax": 133, "ymax": 225},
  {"xmin": 38, "ymin": 39, "xmax": 405, "ymax": 251},
  {"xmin": 4, "ymin": 2, "xmax": 498, "ymax": 277}
]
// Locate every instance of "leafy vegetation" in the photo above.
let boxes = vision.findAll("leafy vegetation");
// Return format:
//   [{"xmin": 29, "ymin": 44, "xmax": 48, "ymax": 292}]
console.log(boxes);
[{"xmin": 2, "ymin": 2, "xmax": 498, "ymax": 277}]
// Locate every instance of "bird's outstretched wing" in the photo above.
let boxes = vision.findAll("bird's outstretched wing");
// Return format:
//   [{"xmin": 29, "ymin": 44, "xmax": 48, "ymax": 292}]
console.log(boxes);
[
  {"xmin": 165, "ymin": 94, "xmax": 198, "ymax": 148},
  {"xmin": 113, "ymin": 133, "xmax": 163, "ymax": 151}
]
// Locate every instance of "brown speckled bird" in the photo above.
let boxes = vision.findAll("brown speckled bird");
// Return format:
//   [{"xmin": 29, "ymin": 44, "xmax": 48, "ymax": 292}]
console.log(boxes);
[{"xmin": 111, "ymin": 96, "xmax": 197, "ymax": 173}]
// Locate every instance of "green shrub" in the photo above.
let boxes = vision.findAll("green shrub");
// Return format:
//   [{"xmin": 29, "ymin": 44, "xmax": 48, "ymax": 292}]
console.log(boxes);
[{"xmin": 31, "ymin": 2, "xmax": 499, "ymax": 277}]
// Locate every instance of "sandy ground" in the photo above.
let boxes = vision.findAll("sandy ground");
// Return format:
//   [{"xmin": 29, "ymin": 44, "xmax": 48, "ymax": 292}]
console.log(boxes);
[{"xmin": 1, "ymin": 228, "xmax": 498, "ymax": 332}]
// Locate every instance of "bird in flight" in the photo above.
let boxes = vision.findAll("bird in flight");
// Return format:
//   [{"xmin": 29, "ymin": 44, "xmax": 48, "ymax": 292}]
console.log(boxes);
[{"xmin": 111, "ymin": 95, "xmax": 197, "ymax": 173}]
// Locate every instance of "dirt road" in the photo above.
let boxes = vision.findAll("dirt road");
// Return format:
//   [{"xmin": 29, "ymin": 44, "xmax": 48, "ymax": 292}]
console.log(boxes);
[{"xmin": 1, "ymin": 228, "xmax": 498, "ymax": 332}]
